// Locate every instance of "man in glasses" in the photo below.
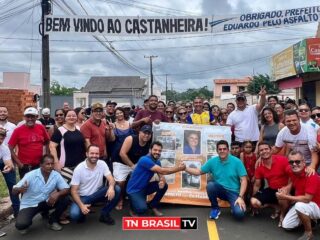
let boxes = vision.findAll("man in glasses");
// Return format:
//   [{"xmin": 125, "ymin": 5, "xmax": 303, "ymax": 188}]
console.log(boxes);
[
  {"xmin": 274, "ymin": 110, "xmax": 318, "ymax": 176},
  {"xmin": 226, "ymin": 87, "xmax": 267, "ymax": 148},
  {"xmin": 311, "ymin": 106, "xmax": 320, "ymax": 126},
  {"xmin": 277, "ymin": 150, "xmax": 320, "ymax": 240},
  {"xmin": 298, "ymin": 103, "xmax": 319, "ymax": 131},
  {"xmin": 9, "ymin": 107, "xmax": 50, "ymax": 178},
  {"xmin": 81, "ymin": 103, "xmax": 114, "ymax": 161}
]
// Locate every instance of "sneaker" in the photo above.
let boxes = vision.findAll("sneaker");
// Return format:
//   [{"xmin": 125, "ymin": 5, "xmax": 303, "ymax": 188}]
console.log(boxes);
[
  {"xmin": 47, "ymin": 222, "xmax": 63, "ymax": 231},
  {"xmin": 209, "ymin": 208, "xmax": 221, "ymax": 220},
  {"xmin": 0, "ymin": 231, "xmax": 6, "ymax": 237},
  {"xmin": 99, "ymin": 215, "xmax": 115, "ymax": 225}
]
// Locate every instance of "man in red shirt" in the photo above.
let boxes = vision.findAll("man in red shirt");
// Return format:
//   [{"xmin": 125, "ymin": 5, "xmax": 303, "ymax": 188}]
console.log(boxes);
[
  {"xmin": 9, "ymin": 107, "xmax": 50, "ymax": 178},
  {"xmin": 250, "ymin": 142, "xmax": 290, "ymax": 226},
  {"xmin": 81, "ymin": 103, "xmax": 114, "ymax": 160},
  {"xmin": 277, "ymin": 150, "xmax": 320, "ymax": 240}
]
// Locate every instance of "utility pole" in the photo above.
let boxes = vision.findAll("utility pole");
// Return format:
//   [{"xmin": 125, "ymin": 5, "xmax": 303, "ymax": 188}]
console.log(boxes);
[
  {"xmin": 144, "ymin": 55, "xmax": 158, "ymax": 95},
  {"xmin": 41, "ymin": 0, "xmax": 51, "ymax": 108},
  {"xmin": 165, "ymin": 74, "xmax": 168, "ymax": 102}
]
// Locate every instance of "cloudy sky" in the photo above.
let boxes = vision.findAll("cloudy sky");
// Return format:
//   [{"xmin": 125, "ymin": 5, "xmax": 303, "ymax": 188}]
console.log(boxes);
[{"xmin": 0, "ymin": 0, "xmax": 319, "ymax": 92}]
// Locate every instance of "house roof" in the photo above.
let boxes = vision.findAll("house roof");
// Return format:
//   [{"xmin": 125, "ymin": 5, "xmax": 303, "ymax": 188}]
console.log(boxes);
[
  {"xmin": 83, "ymin": 76, "xmax": 147, "ymax": 93},
  {"xmin": 214, "ymin": 77, "xmax": 251, "ymax": 84}
]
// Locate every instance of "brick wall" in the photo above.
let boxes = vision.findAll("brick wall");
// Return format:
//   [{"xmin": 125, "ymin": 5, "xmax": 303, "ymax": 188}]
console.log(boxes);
[{"xmin": 0, "ymin": 89, "xmax": 36, "ymax": 124}]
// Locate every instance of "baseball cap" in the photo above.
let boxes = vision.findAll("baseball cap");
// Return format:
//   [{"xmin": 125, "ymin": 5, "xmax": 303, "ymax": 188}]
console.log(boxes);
[
  {"xmin": 42, "ymin": 108, "xmax": 50, "ymax": 115},
  {"xmin": 106, "ymin": 100, "xmax": 117, "ymax": 106},
  {"xmin": 236, "ymin": 92, "xmax": 246, "ymax": 100},
  {"xmin": 140, "ymin": 125, "xmax": 152, "ymax": 133},
  {"xmin": 24, "ymin": 107, "xmax": 39, "ymax": 116},
  {"xmin": 91, "ymin": 102, "xmax": 104, "ymax": 111}
]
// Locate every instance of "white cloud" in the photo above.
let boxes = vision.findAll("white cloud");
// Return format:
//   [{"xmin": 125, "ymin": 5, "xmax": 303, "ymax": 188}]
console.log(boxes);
[{"xmin": 0, "ymin": 0, "xmax": 318, "ymax": 93}]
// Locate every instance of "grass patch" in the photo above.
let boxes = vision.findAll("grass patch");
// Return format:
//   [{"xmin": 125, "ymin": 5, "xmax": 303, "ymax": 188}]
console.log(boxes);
[{"xmin": 0, "ymin": 174, "xmax": 9, "ymax": 198}]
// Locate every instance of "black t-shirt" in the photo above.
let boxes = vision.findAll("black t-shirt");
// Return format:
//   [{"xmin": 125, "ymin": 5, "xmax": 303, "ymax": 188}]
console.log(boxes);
[
  {"xmin": 51, "ymin": 128, "xmax": 86, "ymax": 168},
  {"xmin": 39, "ymin": 117, "xmax": 55, "ymax": 130},
  {"xmin": 122, "ymin": 135, "xmax": 150, "ymax": 164}
]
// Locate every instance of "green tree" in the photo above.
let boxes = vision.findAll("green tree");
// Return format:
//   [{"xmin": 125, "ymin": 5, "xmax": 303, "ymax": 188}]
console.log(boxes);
[
  {"xmin": 50, "ymin": 80, "xmax": 78, "ymax": 96},
  {"xmin": 163, "ymin": 86, "xmax": 212, "ymax": 102},
  {"xmin": 247, "ymin": 74, "xmax": 280, "ymax": 95}
]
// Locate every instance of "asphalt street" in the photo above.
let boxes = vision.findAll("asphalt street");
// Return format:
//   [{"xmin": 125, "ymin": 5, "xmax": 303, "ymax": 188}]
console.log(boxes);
[{"xmin": 1, "ymin": 203, "xmax": 319, "ymax": 240}]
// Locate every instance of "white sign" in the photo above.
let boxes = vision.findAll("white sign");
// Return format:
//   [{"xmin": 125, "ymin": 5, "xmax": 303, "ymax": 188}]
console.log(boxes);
[{"xmin": 45, "ymin": 6, "xmax": 320, "ymax": 35}]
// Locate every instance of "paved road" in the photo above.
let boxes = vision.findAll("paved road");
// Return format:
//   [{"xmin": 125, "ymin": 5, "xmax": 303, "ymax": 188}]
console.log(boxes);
[{"xmin": 1, "ymin": 203, "xmax": 319, "ymax": 240}]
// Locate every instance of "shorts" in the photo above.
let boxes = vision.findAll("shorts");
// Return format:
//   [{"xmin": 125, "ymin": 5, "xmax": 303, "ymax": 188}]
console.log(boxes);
[
  {"xmin": 113, "ymin": 162, "xmax": 132, "ymax": 182},
  {"xmin": 253, "ymin": 187, "xmax": 278, "ymax": 205},
  {"xmin": 282, "ymin": 201, "xmax": 320, "ymax": 229}
]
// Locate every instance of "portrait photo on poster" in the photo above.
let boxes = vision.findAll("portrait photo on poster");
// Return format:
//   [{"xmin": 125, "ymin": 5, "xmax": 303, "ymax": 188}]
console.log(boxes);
[{"xmin": 183, "ymin": 130, "xmax": 201, "ymax": 155}]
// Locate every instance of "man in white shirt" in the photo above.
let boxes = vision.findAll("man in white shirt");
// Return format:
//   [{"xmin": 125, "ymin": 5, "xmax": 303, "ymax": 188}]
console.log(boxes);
[
  {"xmin": 274, "ymin": 110, "xmax": 318, "ymax": 176},
  {"xmin": 298, "ymin": 103, "xmax": 319, "ymax": 131},
  {"xmin": 226, "ymin": 86, "xmax": 266, "ymax": 146},
  {"xmin": 0, "ymin": 127, "xmax": 20, "ymax": 218},
  {"xmin": 70, "ymin": 145, "xmax": 120, "ymax": 225}
]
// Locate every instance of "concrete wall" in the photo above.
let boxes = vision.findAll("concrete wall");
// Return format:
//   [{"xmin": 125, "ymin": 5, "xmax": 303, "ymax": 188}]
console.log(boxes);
[{"xmin": 39, "ymin": 96, "xmax": 73, "ymax": 113}]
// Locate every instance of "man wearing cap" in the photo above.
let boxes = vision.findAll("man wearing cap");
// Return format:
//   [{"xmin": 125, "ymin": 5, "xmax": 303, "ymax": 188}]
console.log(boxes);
[
  {"xmin": 114, "ymin": 125, "xmax": 152, "ymax": 209},
  {"xmin": 9, "ymin": 107, "xmax": 50, "ymax": 178},
  {"xmin": 226, "ymin": 87, "xmax": 267, "ymax": 146},
  {"xmin": 39, "ymin": 108, "xmax": 55, "ymax": 130},
  {"xmin": 133, "ymin": 95, "xmax": 167, "ymax": 128},
  {"xmin": 0, "ymin": 106, "xmax": 16, "ymax": 145},
  {"xmin": 127, "ymin": 141, "xmax": 186, "ymax": 216},
  {"xmin": 0, "ymin": 127, "xmax": 20, "ymax": 218},
  {"xmin": 105, "ymin": 100, "xmax": 117, "ymax": 123},
  {"xmin": 81, "ymin": 103, "xmax": 114, "ymax": 160}
]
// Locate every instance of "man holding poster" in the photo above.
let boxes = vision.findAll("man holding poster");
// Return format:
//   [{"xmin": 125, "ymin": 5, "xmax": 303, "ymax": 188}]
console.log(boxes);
[{"xmin": 185, "ymin": 140, "xmax": 247, "ymax": 220}]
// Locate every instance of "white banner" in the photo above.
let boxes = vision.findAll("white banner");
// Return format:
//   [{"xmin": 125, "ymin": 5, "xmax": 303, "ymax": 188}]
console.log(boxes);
[{"xmin": 45, "ymin": 6, "xmax": 320, "ymax": 36}]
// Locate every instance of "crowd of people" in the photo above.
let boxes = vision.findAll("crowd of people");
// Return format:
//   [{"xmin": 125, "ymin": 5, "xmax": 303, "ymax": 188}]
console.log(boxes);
[{"xmin": 0, "ymin": 89, "xmax": 319, "ymax": 240}]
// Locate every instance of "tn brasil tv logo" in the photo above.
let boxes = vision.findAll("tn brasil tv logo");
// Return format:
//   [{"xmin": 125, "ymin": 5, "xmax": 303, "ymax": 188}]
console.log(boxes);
[{"xmin": 122, "ymin": 217, "xmax": 198, "ymax": 230}]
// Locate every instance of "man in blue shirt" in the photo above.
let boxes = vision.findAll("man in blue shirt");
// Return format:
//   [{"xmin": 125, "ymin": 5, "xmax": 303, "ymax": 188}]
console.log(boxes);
[
  {"xmin": 127, "ymin": 141, "xmax": 186, "ymax": 216},
  {"xmin": 185, "ymin": 140, "xmax": 247, "ymax": 220},
  {"xmin": 13, "ymin": 154, "xmax": 69, "ymax": 234}
]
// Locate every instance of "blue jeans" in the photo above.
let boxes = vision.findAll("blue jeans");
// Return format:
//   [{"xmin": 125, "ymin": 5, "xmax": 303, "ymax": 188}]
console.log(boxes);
[
  {"xmin": 0, "ymin": 162, "xmax": 20, "ymax": 217},
  {"xmin": 206, "ymin": 181, "xmax": 245, "ymax": 220},
  {"xmin": 70, "ymin": 185, "xmax": 121, "ymax": 222},
  {"xmin": 128, "ymin": 181, "xmax": 168, "ymax": 215}
]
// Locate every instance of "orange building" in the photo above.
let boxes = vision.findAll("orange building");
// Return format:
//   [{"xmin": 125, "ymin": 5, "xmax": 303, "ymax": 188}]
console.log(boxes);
[{"xmin": 213, "ymin": 77, "xmax": 251, "ymax": 106}]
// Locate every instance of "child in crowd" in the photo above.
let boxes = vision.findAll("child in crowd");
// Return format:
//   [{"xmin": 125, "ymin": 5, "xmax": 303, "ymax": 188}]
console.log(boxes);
[{"xmin": 240, "ymin": 141, "xmax": 257, "ymax": 208}]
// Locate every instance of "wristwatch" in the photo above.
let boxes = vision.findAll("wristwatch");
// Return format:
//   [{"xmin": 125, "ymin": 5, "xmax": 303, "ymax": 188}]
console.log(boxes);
[{"xmin": 238, "ymin": 195, "xmax": 243, "ymax": 199}]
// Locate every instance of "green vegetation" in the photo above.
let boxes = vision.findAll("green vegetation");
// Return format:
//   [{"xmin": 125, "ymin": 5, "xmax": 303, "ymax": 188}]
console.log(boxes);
[
  {"xmin": 163, "ymin": 86, "xmax": 212, "ymax": 102},
  {"xmin": 50, "ymin": 80, "xmax": 79, "ymax": 96},
  {"xmin": 0, "ymin": 174, "xmax": 9, "ymax": 198},
  {"xmin": 247, "ymin": 74, "xmax": 280, "ymax": 95}
]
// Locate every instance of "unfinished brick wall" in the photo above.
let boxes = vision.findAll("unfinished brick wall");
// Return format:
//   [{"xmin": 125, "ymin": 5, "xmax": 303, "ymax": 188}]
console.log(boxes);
[{"xmin": 0, "ymin": 89, "xmax": 36, "ymax": 124}]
